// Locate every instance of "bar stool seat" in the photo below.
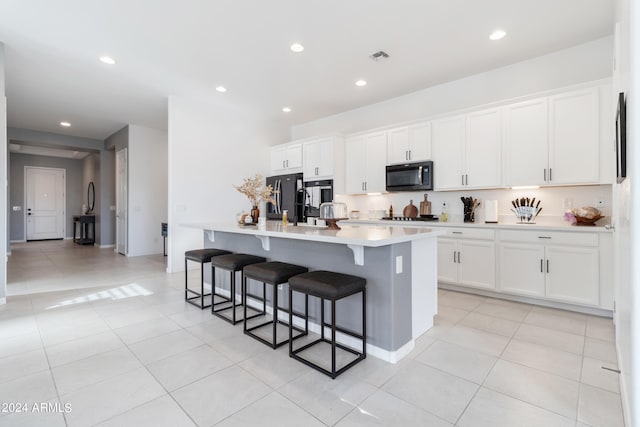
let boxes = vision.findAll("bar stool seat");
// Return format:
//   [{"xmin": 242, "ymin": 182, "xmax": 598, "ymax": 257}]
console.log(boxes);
[
  {"xmin": 211, "ymin": 253, "xmax": 266, "ymax": 324},
  {"xmin": 288, "ymin": 270, "xmax": 366, "ymax": 379},
  {"xmin": 184, "ymin": 248, "xmax": 231, "ymax": 309},
  {"xmin": 242, "ymin": 261, "xmax": 309, "ymax": 348}
]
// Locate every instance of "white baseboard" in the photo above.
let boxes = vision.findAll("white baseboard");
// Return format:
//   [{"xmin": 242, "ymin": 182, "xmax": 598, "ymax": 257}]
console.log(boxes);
[
  {"xmin": 99, "ymin": 244, "xmax": 115, "ymax": 249},
  {"xmin": 0, "ymin": 298, "xmax": 6, "ymax": 305},
  {"xmin": 10, "ymin": 240, "xmax": 26, "ymax": 243}
]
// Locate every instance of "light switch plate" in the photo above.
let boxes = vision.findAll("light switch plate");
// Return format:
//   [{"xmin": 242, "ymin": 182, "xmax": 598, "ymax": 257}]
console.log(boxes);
[{"xmin": 395, "ymin": 256, "xmax": 403, "ymax": 274}]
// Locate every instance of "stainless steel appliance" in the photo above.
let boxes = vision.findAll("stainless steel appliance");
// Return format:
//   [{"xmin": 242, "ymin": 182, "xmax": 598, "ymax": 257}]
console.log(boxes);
[
  {"xmin": 266, "ymin": 173, "xmax": 304, "ymax": 221},
  {"xmin": 302, "ymin": 179, "xmax": 333, "ymax": 219},
  {"xmin": 386, "ymin": 161, "xmax": 434, "ymax": 191}
]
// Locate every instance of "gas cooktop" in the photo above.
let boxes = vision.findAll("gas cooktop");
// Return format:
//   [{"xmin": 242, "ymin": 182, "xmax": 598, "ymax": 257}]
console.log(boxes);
[{"xmin": 381, "ymin": 216, "xmax": 439, "ymax": 222}]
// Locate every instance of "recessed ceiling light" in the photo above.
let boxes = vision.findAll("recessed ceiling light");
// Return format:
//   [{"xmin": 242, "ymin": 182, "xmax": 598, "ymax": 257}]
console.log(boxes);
[
  {"xmin": 355, "ymin": 80, "xmax": 367, "ymax": 87},
  {"xmin": 282, "ymin": 107, "xmax": 292, "ymax": 113},
  {"xmin": 489, "ymin": 30, "xmax": 506, "ymax": 41},
  {"xmin": 215, "ymin": 86, "xmax": 227, "ymax": 92},
  {"xmin": 99, "ymin": 56, "xmax": 116, "ymax": 65},
  {"xmin": 290, "ymin": 43, "xmax": 304, "ymax": 53},
  {"xmin": 60, "ymin": 121, "xmax": 71, "ymax": 127}
]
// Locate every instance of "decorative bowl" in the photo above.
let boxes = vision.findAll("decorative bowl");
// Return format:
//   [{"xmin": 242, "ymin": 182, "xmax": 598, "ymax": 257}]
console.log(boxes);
[{"xmin": 574, "ymin": 215, "xmax": 604, "ymax": 226}]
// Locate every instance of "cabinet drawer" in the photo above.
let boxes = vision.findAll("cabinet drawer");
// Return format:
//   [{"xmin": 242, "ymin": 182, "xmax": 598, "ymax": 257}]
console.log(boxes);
[
  {"xmin": 442, "ymin": 228, "xmax": 495, "ymax": 240},
  {"xmin": 499, "ymin": 230, "xmax": 598, "ymax": 246}
]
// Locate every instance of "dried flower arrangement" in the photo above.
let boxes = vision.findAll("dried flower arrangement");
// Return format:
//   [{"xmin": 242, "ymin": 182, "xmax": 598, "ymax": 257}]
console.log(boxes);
[{"xmin": 234, "ymin": 174, "xmax": 276, "ymax": 207}]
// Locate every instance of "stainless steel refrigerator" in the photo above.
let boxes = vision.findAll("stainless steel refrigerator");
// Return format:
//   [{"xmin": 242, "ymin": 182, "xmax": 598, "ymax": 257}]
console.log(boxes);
[{"xmin": 265, "ymin": 173, "xmax": 304, "ymax": 221}]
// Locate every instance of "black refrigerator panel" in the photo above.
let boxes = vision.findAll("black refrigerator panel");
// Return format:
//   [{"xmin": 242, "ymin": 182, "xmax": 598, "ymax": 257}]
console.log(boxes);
[{"xmin": 266, "ymin": 173, "xmax": 304, "ymax": 220}]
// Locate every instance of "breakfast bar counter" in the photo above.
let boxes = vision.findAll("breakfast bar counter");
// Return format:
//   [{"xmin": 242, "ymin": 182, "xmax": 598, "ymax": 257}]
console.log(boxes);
[{"xmin": 183, "ymin": 221, "xmax": 444, "ymax": 362}]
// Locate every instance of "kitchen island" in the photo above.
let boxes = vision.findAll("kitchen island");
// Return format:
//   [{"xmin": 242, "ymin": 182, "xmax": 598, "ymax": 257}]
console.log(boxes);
[{"xmin": 183, "ymin": 221, "xmax": 444, "ymax": 362}]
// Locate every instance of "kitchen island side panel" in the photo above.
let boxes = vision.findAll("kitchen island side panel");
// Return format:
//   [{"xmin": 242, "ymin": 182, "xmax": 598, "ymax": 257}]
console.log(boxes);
[{"xmin": 203, "ymin": 231, "xmax": 414, "ymax": 352}]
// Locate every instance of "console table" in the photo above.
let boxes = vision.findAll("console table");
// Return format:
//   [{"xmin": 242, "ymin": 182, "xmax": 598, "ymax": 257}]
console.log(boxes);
[{"xmin": 73, "ymin": 215, "xmax": 95, "ymax": 245}]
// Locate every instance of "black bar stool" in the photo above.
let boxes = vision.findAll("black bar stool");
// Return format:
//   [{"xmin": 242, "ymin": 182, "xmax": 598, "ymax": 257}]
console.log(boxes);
[
  {"xmin": 211, "ymin": 253, "xmax": 266, "ymax": 324},
  {"xmin": 242, "ymin": 261, "xmax": 309, "ymax": 348},
  {"xmin": 184, "ymin": 249, "xmax": 231, "ymax": 309},
  {"xmin": 288, "ymin": 270, "xmax": 366, "ymax": 379}
]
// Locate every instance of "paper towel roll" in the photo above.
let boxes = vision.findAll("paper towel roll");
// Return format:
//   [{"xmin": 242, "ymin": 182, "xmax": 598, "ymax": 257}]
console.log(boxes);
[{"xmin": 485, "ymin": 200, "xmax": 498, "ymax": 223}]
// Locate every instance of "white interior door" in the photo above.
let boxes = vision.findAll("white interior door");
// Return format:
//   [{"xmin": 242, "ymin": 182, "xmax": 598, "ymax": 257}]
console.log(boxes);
[
  {"xmin": 116, "ymin": 148, "xmax": 128, "ymax": 255},
  {"xmin": 25, "ymin": 167, "xmax": 65, "ymax": 240}
]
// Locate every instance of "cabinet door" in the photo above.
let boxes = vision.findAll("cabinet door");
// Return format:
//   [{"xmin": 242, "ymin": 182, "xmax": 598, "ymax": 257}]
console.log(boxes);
[
  {"xmin": 364, "ymin": 132, "xmax": 388, "ymax": 193},
  {"xmin": 465, "ymin": 108, "xmax": 501, "ymax": 188},
  {"xmin": 303, "ymin": 140, "xmax": 322, "ymax": 178},
  {"xmin": 437, "ymin": 238, "xmax": 458, "ymax": 284},
  {"xmin": 457, "ymin": 239, "xmax": 496, "ymax": 290},
  {"xmin": 548, "ymin": 88, "xmax": 599, "ymax": 184},
  {"xmin": 498, "ymin": 243, "xmax": 545, "ymax": 297},
  {"xmin": 545, "ymin": 245, "xmax": 599, "ymax": 306},
  {"xmin": 387, "ymin": 127, "xmax": 410, "ymax": 164},
  {"xmin": 286, "ymin": 143, "xmax": 303, "ymax": 170},
  {"xmin": 345, "ymin": 136, "xmax": 367, "ymax": 194},
  {"xmin": 270, "ymin": 146, "xmax": 288, "ymax": 174},
  {"xmin": 317, "ymin": 137, "xmax": 334, "ymax": 178},
  {"xmin": 503, "ymin": 98, "xmax": 549, "ymax": 186},
  {"xmin": 408, "ymin": 122, "xmax": 432, "ymax": 162},
  {"xmin": 432, "ymin": 115, "xmax": 465, "ymax": 190}
]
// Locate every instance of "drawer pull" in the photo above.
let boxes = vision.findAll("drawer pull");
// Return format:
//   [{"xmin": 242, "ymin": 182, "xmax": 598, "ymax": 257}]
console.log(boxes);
[
  {"xmin": 452, "ymin": 231, "xmax": 463, "ymax": 234},
  {"xmin": 547, "ymin": 259, "xmax": 550, "ymax": 273},
  {"xmin": 540, "ymin": 259, "xmax": 543, "ymax": 272},
  {"xmin": 538, "ymin": 236, "xmax": 552, "ymax": 239}
]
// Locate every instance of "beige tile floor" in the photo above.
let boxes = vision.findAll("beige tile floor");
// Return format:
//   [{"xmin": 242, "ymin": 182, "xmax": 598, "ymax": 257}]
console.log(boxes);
[{"xmin": 0, "ymin": 240, "xmax": 625, "ymax": 426}]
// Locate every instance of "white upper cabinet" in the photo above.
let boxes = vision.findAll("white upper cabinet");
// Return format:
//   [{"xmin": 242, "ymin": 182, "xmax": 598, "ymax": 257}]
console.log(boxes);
[
  {"xmin": 503, "ymin": 98, "xmax": 549, "ymax": 186},
  {"xmin": 432, "ymin": 115, "xmax": 464, "ymax": 190},
  {"xmin": 345, "ymin": 131, "xmax": 387, "ymax": 194},
  {"xmin": 387, "ymin": 122, "xmax": 432, "ymax": 165},
  {"xmin": 303, "ymin": 137, "xmax": 334, "ymax": 179},
  {"xmin": 548, "ymin": 88, "xmax": 599, "ymax": 184},
  {"xmin": 432, "ymin": 108, "xmax": 501, "ymax": 191},
  {"xmin": 504, "ymin": 87, "xmax": 600, "ymax": 187},
  {"xmin": 270, "ymin": 143, "xmax": 302, "ymax": 175},
  {"xmin": 465, "ymin": 108, "xmax": 502, "ymax": 188}
]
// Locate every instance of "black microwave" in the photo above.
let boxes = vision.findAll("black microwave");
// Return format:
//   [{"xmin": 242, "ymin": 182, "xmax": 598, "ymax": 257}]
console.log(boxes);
[{"xmin": 386, "ymin": 161, "xmax": 433, "ymax": 191}]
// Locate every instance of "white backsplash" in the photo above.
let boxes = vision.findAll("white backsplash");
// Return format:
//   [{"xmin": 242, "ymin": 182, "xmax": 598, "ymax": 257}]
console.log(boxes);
[{"xmin": 335, "ymin": 184, "xmax": 612, "ymax": 223}]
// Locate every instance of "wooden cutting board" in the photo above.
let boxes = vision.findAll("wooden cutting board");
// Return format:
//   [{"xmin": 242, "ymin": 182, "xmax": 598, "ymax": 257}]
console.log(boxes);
[{"xmin": 403, "ymin": 200, "xmax": 418, "ymax": 218}]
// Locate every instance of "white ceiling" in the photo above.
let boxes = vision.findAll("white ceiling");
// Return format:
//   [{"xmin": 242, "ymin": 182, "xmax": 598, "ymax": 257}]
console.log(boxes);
[{"xmin": 0, "ymin": 0, "xmax": 613, "ymax": 141}]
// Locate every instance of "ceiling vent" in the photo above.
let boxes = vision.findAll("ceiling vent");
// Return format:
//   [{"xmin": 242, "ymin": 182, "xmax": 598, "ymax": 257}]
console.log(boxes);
[{"xmin": 369, "ymin": 51, "xmax": 390, "ymax": 62}]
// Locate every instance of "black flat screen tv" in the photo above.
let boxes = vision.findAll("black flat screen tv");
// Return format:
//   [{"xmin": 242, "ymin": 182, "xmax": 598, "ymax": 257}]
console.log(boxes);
[{"xmin": 616, "ymin": 92, "xmax": 627, "ymax": 183}]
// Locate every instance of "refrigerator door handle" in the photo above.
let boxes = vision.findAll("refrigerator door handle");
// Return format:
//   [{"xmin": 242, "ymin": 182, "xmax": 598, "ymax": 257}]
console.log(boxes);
[{"xmin": 275, "ymin": 180, "xmax": 282, "ymax": 214}]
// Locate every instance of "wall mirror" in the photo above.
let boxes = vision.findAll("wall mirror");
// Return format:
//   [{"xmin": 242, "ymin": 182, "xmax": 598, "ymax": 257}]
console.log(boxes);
[{"xmin": 87, "ymin": 181, "xmax": 95, "ymax": 214}]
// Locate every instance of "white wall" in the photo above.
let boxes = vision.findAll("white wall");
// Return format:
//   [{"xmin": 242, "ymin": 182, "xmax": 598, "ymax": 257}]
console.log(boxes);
[
  {"xmin": 613, "ymin": 0, "xmax": 638, "ymax": 424},
  {"xmin": 292, "ymin": 37, "xmax": 613, "ymax": 139},
  {"xmin": 167, "ymin": 96, "xmax": 287, "ymax": 273},
  {"xmin": 0, "ymin": 42, "xmax": 6, "ymax": 304},
  {"xmin": 127, "ymin": 125, "xmax": 168, "ymax": 257}
]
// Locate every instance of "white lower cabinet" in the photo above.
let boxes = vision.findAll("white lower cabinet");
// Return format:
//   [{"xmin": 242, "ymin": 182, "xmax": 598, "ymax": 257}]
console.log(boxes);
[
  {"xmin": 545, "ymin": 245, "xmax": 599, "ymax": 306},
  {"xmin": 498, "ymin": 243, "xmax": 546, "ymax": 297},
  {"xmin": 497, "ymin": 231, "xmax": 600, "ymax": 306},
  {"xmin": 438, "ymin": 229, "xmax": 495, "ymax": 290}
]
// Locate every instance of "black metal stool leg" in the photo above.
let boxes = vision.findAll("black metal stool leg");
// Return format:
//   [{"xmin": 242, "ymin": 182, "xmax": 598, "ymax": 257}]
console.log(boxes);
[
  {"xmin": 184, "ymin": 258, "xmax": 188, "ymax": 301},
  {"xmin": 200, "ymin": 262, "xmax": 205, "ymax": 309},
  {"xmin": 273, "ymin": 284, "xmax": 278, "ymax": 347},
  {"xmin": 331, "ymin": 299, "xmax": 337, "ymax": 378}
]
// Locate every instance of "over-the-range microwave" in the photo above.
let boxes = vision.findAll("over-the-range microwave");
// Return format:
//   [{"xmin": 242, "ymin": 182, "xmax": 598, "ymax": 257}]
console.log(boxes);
[{"xmin": 386, "ymin": 161, "xmax": 434, "ymax": 191}]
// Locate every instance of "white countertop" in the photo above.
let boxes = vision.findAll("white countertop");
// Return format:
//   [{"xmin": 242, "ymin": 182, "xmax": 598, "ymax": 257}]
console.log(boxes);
[
  {"xmin": 182, "ymin": 221, "xmax": 444, "ymax": 247},
  {"xmin": 343, "ymin": 217, "xmax": 613, "ymax": 233}
]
